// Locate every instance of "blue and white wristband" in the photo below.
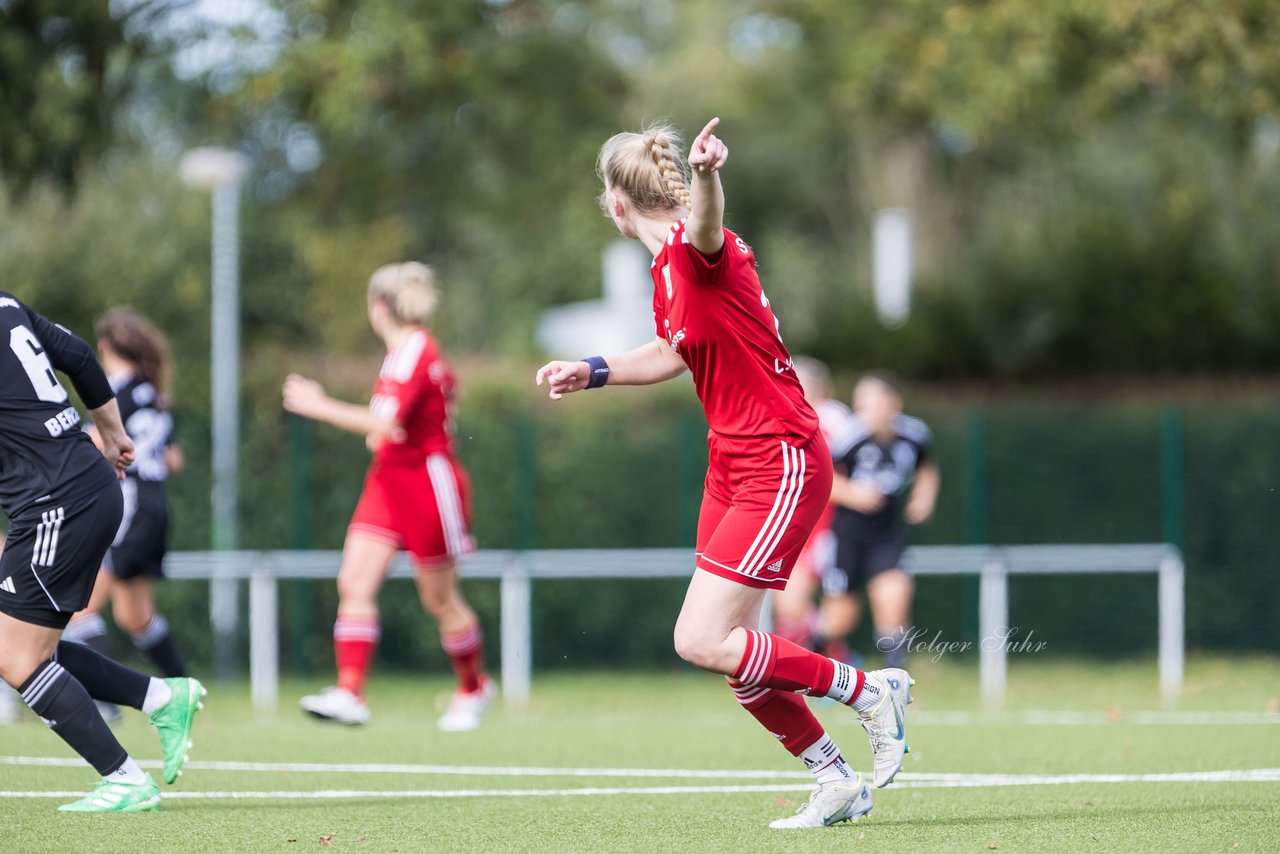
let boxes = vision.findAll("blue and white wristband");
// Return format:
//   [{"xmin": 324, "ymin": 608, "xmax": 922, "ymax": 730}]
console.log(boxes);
[{"xmin": 583, "ymin": 356, "xmax": 610, "ymax": 389}]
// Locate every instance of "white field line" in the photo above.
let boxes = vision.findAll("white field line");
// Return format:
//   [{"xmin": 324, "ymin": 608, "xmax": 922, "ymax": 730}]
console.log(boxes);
[
  {"xmin": 909, "ymin": 711, "xmax": 1280, "ymax": 726},
  {"xmin": 1, "ymin": 769, "xmax": 1278, "ymax": 801},
  {"xmin": 0, "ymin": 755, "xmax": 812, "ymax": 779},
  {"xmin": 6, "ymin": 756, "xmax": 1280, "ymax": 785}
]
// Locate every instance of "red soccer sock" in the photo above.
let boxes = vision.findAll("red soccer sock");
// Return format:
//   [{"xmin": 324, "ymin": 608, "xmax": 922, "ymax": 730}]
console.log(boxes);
[
  {"xmin": 728, "ymin": 680, "xmax": 825, "ymax": 756},
  {"xmin": 734, "ymin": 629, "xmax": 869, "ymax": 706},
  {"xmin": 334, "ymin": 616, "xmax": 380, "ymax": 697},
  {"xmin": 441, "ymin": 622, "xmax": 485, "ymax": 694}
]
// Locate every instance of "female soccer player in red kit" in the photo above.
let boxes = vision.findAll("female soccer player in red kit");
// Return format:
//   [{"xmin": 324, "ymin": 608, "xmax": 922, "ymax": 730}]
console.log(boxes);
[
  {"xmin": 536, "ymin": 119, "xmax": 914, "ymax": 829},
  {"xmin": 283, "ymin": 262, "xmax": 492, "ymax": 731}
]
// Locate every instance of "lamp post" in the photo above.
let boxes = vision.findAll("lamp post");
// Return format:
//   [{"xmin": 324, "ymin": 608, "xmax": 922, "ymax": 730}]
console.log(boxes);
[{"xmin": 180, "ymin": 147, "xmax": 249, "ymax": 679}]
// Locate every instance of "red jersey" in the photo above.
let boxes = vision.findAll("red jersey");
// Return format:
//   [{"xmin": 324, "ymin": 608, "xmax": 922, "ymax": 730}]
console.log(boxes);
[
  {"xmin": 368, "ymin": 329, "xmax": 456, "ymax": 464},
  {"xmin": 651, "ymin": 221, "xmax": 818, "ymax": 442}
]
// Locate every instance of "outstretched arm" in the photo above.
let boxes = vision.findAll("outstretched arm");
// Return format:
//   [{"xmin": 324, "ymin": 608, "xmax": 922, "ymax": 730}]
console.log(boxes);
[
  {"xmin": 535, "ymin": 338, "xmax": 686, "ymax": 400},
  {"xmin": 685, "ymin": 117, "xmax": 729, "ymax": 256},
  {"xmin": 282, "ymin": 374, "xmax": 405, "ymax": 443}
]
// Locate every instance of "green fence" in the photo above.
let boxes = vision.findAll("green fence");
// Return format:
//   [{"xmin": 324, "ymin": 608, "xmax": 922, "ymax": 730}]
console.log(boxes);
[{"xmin": 143, "ymin": 385, "xmax": 1278, "ymax": 676}]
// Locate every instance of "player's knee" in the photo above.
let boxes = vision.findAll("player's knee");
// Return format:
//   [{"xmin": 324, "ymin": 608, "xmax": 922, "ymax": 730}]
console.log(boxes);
[
  {"xmin": 672, "ymin": 623, "xmax": 721, "ymax": 671},
  {"xmin": 0, "ymin": 644, "xmax": 54, "ymax": 687},
  {"xmin": 417, "ymin": 584, "xmax": 452, "ymax": 617},
  {"xmin": 336, "ymin": 571, "xmax": 378, "ymax": 607}
]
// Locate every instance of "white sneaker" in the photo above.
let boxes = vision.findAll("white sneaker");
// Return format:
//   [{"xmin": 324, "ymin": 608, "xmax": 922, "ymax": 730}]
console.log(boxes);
[
  {"xmin": 859, "ymin": 668, "xmax": 913, "ymax": 788},
  {"xmin": 300, "ymin": 686, "xmax": 371, "ymax": 725},
  {"xmin": 437, "ymin": 678, "xmax": 496, "ymax": 732},
  {"xmin": 769, "ymin": 775, "xmax": 874, "ymax": 829}
]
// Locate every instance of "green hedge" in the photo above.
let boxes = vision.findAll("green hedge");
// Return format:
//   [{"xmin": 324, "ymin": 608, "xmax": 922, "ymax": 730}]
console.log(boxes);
[{"xmin": 131, "ymin": 379, "xmax": 1280, "ymax": 679}]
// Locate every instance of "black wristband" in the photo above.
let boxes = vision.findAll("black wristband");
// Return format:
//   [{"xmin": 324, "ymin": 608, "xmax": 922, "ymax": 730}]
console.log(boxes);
[{"xmin": 582, "ymin": 356, "xmax": 610, "ymax": 389}]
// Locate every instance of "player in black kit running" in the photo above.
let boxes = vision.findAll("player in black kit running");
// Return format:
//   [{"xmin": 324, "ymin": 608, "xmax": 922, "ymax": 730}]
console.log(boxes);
[
  {"xmin": 65, "ymin": 309, "xmax": 188, "ymax": 722},
  {"xmin": 821, "ymin": 373, "xmax": 939, "ymax": 668},
  {"xmin": 0, "ymin": 293, "xmax": 203, "ymax": 812}
]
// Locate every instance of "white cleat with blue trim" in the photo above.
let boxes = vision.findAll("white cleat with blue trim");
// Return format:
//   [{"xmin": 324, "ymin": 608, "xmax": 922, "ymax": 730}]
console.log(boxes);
[
  {"xmin": 859, "ymin": 668, "xmax": 914, "ymax": 788},
  {"xmin": 769, "ymin": 774, "xmax": 874, "ymax": 829}
]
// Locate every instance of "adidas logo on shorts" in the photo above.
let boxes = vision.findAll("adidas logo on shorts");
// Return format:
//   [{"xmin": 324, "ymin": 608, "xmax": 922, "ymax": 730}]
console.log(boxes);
[
  {"xmin": 764, "ymin": 559, "xmax": 783, "ymax": 575},
  {"xmin": 0, "ymin": 576, "xmax": 15, "ymax": 594}
]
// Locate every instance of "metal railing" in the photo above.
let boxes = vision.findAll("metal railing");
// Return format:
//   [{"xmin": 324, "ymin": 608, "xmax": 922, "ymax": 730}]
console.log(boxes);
[{"xmin": 165, "ymin": 544, "xmax": 1183, "ymax": 710}]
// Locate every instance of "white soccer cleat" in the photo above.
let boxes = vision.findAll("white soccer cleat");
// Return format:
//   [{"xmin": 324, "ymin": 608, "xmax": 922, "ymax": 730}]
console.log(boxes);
[
  {"xmin": 299, "ymin": 686, "xmax": 371, "ymax": 725},
  {"xmin": 436, "ymin": 678, "xmax": 497, "ymax": 732},
  {"xmin": 769, "ymin": 775, "xmax": 874, "ymax": 829},
  {"xmin": 859, "ymin": 668, "xmax": 913, "ymax": 788}
]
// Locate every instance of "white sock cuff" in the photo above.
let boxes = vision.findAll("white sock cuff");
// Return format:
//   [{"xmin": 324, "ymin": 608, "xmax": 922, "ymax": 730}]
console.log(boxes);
[
  {"xmin": 107, "ymin": 756, "xmax": 148, "ymax": 785},
  {"xmin": 64, "ymin": 614, "xmax": 108, "ymax": 644},
  {"xmin": 131, "ymin": 614, "xmax": 170, "ymax": 649},
  {"xmin": 141, "ymin": 678, "xmax": 172, "ymax": 715},
  {"xmin": 798, "ymin": 732, "xmax": 840, "ymax": 772},
  {"xmin": 825, "ymin": 661, "xmax": 859, "ymax": 704}
]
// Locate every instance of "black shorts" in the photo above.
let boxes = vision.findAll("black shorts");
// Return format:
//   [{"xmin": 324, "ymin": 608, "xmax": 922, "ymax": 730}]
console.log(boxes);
[
  {"xmin": 823, "ymin": 528, "xmax": 907, "ymax": 596},
  {"xmin": 0, "ymin": 482, "xmax": 123, "ymax": 629},
  {"xmin": 104, "ymin": 479, "xmax": 169, "ymax": 581}
]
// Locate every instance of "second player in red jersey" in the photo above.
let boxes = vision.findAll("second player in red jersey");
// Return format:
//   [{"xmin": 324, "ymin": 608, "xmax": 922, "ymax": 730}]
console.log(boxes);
[
  {"xmin": 350, "ymin": 327, "xmax": 474, "ymax": 564},
  {"xmin": 536, "ymin": 118, "xmax": 914, "ymax": 829},
  {"xmin": 283, "ymin": 262, "xmax": 492, "ymax": 732}
]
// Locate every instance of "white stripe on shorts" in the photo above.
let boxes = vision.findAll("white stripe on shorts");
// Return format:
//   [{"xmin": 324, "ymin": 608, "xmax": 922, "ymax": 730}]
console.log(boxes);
[
  {"xmin": 426, "ymin": 455, "xmax": 469, "ymax": 558},
  {"xmin": 739, "ymin": 443, "xmax": 805, "ymax": 578},
  {"xmin": 736, "ymin": 443, "xmax": 794, "ymax": 576}
]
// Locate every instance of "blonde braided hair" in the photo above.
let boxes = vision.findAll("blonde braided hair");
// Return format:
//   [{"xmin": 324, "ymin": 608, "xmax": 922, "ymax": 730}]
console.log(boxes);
[{"xmin": 597, "ymin": 122, "xmax": 691, "ymax": 215}]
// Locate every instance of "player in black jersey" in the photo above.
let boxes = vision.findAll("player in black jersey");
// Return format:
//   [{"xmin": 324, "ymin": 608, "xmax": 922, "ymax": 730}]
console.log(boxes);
[
  {"xmin": 64, "ymin": 309, "xmax": 187, "ymax": 702},
  {"xmin": 821, "ymin": 373, "xmax": 940, "ymax": 668},
  {"xmin": 0, "ymin": 293, "xmax": 204, "ymax": 812}
]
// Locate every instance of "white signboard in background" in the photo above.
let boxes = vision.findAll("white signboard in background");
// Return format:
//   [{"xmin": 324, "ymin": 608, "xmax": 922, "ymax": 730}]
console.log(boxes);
[
  {"xmin": 873, "ymin": 207, "xmax": 914, "ymax": 328},
  {"xmin": 536, "ymin": 240, "xmax": 654, "ymax": 356}
]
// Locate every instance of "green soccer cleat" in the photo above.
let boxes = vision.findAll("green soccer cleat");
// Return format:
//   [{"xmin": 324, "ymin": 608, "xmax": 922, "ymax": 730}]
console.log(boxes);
[
  {"xmin": 58, "ymin": 775, "xmax": 161, "ymax": 813},
  {"xmin": 148, "ymin": 677, "xmax": 205, "ymax": 784}
]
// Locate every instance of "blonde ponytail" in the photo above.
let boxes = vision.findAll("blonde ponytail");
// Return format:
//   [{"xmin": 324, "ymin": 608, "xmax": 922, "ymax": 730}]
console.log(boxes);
[
  {"xmin": 597, "ymin": 122, "xmax": 691, "ymax": 215},
  {"xmin": 368, "ymin": 262, "xmax": 439, "ymax": 326}
]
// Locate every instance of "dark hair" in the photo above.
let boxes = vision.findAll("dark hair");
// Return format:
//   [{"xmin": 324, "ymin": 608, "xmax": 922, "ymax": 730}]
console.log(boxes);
[
  {"xmin": 859, "ymin": 369, "xmax": 903, "ymax": 398},
  {"xmin": 94, "ymin": 307, "xmax": 172, "ymax": 407}
]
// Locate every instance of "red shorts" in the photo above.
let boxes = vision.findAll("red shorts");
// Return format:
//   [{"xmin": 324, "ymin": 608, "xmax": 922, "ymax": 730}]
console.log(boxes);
[
  {"xmin": 348, "ymin": 453, "xmax": 475, "ymax": 567},
  {"xmin": 695, "ymin": 432, "xmax": 833, "ymax": 590}
]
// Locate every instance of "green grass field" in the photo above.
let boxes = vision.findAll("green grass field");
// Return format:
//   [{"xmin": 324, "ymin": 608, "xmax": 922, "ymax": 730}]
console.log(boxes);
[{"xmin": 2, "ymin": 656, "xmax": 1278, "ymax": 852}]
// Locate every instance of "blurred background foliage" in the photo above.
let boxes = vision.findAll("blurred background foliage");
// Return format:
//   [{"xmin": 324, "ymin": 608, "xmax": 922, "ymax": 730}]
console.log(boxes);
[{"xmin": 1, "ymin": 0, "xmax": 1278, "ymax": 668}]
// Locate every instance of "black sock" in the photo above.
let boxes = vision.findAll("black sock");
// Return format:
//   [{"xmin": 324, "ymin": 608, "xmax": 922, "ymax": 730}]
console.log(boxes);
[
  {"xmin": 131, "ymin": 614, "xmax": 186, "ymax": 678},
  {"xmin": 55, "ymin": 641, "xmax": 149, "ymax": 709},
  {"xmin": 19, "ymin": 659, "xmax": 128, "ymax": 777},
  {"xmin": 876, "ymin": 627, "xmax": 910, "ymax": 669}
]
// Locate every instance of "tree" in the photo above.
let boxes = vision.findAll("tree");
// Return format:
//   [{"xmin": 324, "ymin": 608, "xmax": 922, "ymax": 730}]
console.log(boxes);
[
  {"xmin": 0, "ymin": 0, "xmax": 189, "ymax": 193},
  {"xmin": 228, "ymin": 0, "xmax": 630, "ymax": 353}
]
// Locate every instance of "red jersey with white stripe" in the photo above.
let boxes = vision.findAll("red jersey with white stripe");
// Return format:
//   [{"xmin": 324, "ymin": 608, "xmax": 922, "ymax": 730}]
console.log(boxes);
[
  {"xmin": 651, "ymin": 221, "xmax": 819, "ymax": 443},
  {"xmin": 350, "ymin": 328, "xmax": 473, "ymax": 566},
  {"xmin": 368, "ymin": 329, "xmax": 456, "ymax": 465}
]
